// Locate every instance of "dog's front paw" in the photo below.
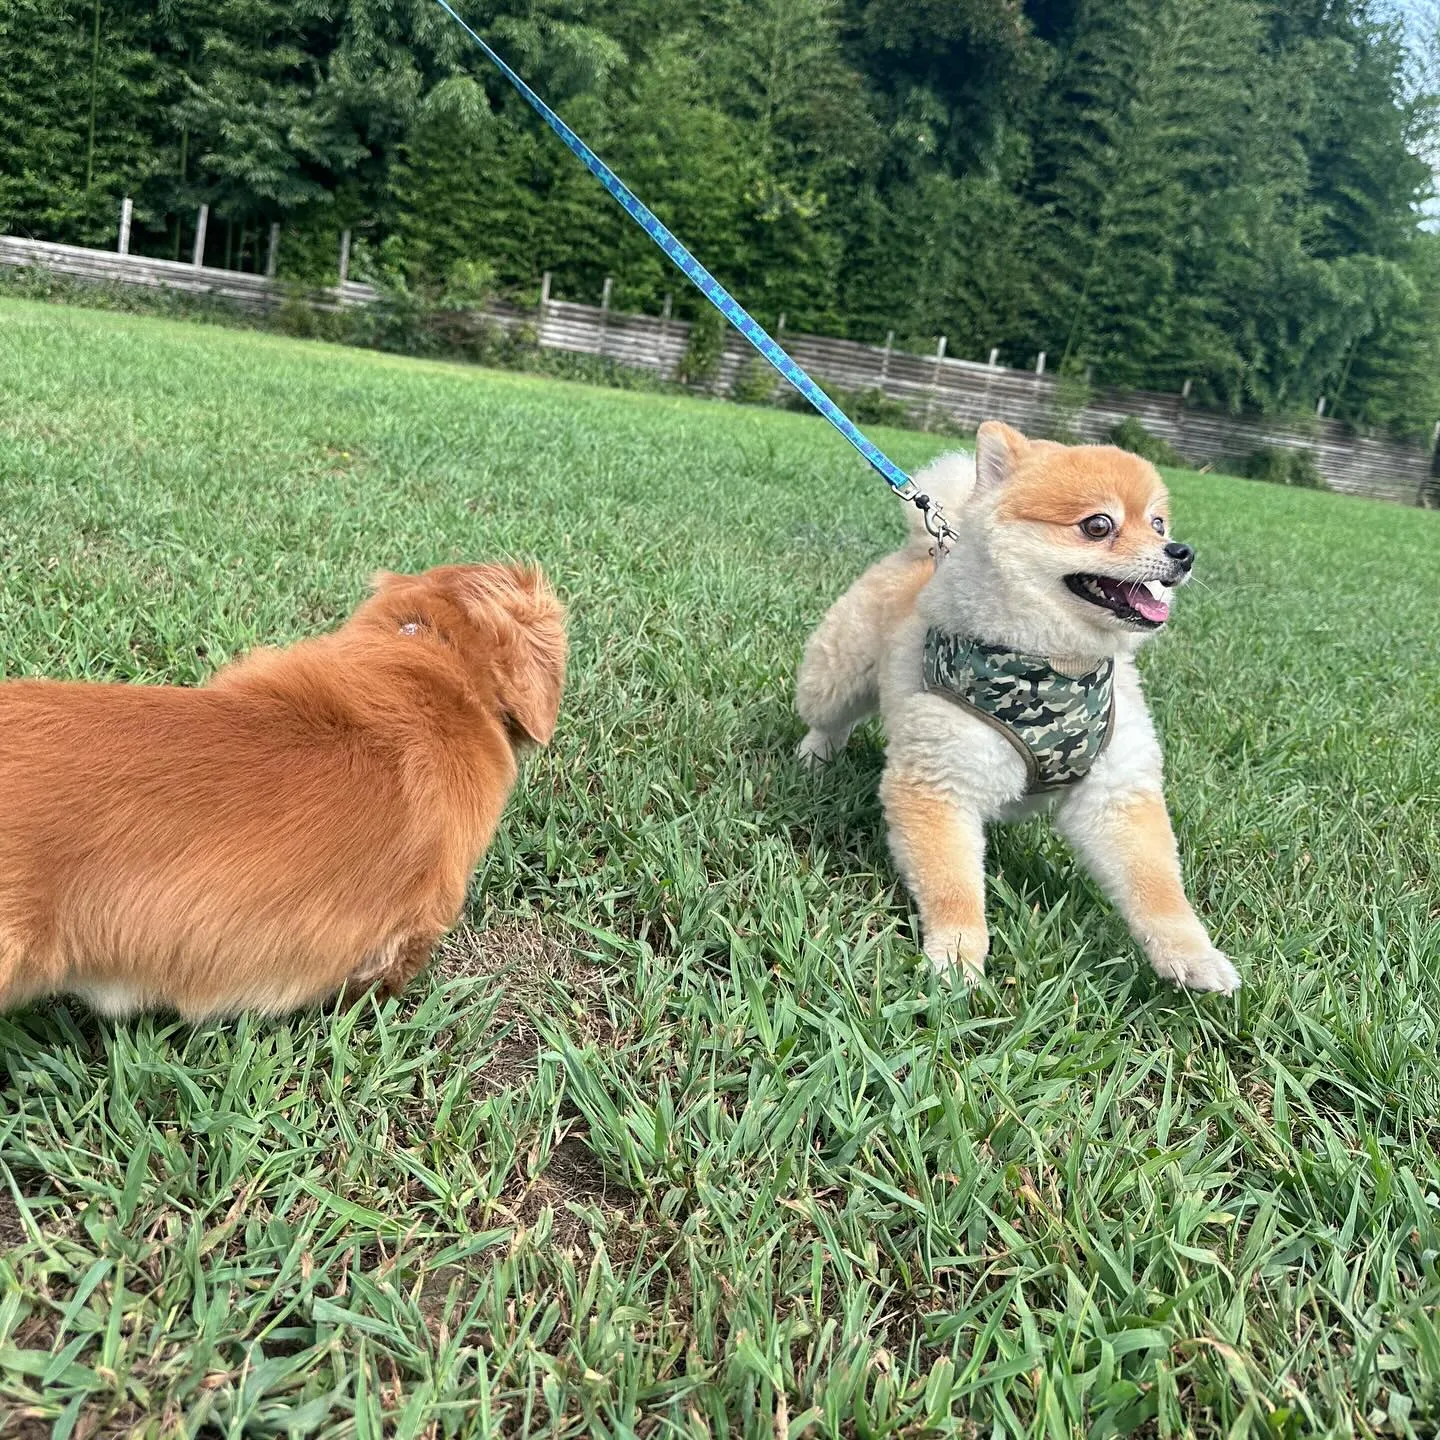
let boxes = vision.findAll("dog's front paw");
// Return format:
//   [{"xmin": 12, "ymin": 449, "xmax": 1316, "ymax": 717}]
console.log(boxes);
[
  {"xmin": 924, "ymin": 928, "xmax": 989, "ymax": 988},
  {"xmin": 1150, "ymin": 944, "xmax": 1240, "ymax": 995},
  {"xmin": 797, "ymin": 728, "xmax": 843, "ymax": 770}
]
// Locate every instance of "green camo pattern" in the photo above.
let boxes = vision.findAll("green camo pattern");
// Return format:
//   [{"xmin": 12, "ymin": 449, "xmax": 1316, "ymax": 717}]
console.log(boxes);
[{"xmin": 921, "ymin": 630, "xmax": 1115, "ymax": 794}]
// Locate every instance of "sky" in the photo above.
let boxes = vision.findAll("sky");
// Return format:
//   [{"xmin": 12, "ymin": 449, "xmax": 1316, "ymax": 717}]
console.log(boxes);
[{"xmin": 1391, "ymin": 0, "xmax": 1440, "ymax": 218}]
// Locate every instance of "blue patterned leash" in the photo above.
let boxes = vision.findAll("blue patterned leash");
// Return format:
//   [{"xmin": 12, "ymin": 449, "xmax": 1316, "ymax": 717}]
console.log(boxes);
[{"xmin": 430, "ymin": 0, "xmax": 958, "ymax": 552}]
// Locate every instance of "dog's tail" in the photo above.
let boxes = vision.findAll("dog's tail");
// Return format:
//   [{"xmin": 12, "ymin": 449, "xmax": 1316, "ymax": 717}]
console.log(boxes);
[{"xmin": 902, "ymin": 450, "xmax": 976, "ymax": 554}]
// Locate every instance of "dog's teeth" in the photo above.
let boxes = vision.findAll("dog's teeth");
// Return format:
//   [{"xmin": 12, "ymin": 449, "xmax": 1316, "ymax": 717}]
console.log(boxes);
[{"xmin": 1145, "ymin": 579, "xmax": 1168, "ymax": 601}]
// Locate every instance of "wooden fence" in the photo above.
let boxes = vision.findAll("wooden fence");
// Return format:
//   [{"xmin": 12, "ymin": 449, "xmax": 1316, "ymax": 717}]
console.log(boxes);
[
  {"xmin": 4, "ymin": 233, "xmax": 1436, "ymax": 505},
  {"xmin": 0, "ymin": 234, "xmax": 378, "ymax": 313},
  {"xmin": 530, "ymin": 287, "xmax": 1438, "ymax": 506}
]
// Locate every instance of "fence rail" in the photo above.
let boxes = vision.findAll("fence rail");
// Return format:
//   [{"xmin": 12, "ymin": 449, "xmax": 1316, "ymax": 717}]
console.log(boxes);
[
  {"xmin": 4, "ymin": 233, "xmax": 1434, "ymax": 505},
  {"xmin": 0, "ymin": 234, "xmax": 377, "ymax": 312},
  {"xmin": 531, "ymin": 294, "xmax": 1436, "ymax": 506}
]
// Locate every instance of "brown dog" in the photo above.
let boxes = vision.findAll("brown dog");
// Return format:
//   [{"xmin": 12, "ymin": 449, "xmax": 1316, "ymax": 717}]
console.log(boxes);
[{"xmin": 0, "ymin": 563, "xmax": 566, "ymax": 1019}]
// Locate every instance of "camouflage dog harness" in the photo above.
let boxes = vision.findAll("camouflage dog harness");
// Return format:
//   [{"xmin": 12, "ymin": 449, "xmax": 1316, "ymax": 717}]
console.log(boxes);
[{"xmin": 921, "ymin": 630, "xmax": 1115, "ymax": 794}]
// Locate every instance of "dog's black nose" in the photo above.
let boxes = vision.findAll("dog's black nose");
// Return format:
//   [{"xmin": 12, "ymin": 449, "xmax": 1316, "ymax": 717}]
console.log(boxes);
[{"xmin": 1164, "ymin": 541, "xmax": 1195, "ymax": 571}]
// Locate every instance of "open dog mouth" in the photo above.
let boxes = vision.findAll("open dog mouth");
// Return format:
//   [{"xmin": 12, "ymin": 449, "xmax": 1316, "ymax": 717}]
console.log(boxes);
[{"xmin": 1065, "ymin": 574, "xmax": 1171, "ymax": 627}]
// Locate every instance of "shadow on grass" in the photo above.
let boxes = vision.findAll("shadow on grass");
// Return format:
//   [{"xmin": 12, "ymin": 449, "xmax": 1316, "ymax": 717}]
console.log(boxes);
[{"xmin": 764, "ymin": 718, "xmax": 1104, "ymax": 926}]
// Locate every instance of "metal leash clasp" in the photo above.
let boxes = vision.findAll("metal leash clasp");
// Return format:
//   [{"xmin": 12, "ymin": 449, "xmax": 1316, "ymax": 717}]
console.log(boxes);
[{"xmin": 898, "ymin": 481, "xmax": 959, "ymax": 561}]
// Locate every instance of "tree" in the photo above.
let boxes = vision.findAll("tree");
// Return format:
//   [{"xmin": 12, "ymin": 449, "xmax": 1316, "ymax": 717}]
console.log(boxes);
[
  {"xmin": 1025, "ymin": 0, "xmax": 1266, "ymax": 391},
  {"xmin": 3, "ymin": 0, "xmax": 1437, "ymax": 433},
  {"xmin": 0, "ymin": 0, "xmax": 157, "ymax": 244},
  {"xmin": 1333, "ymin": 231, "xmax": 1440, "ymax": 438},
  {"xmin": 844, "ymin": 0, "xmax": 1054, "ymax": 176}
]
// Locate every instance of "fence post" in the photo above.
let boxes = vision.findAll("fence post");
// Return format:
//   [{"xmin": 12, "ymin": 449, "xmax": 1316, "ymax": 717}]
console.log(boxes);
[
  {"xmin": 657, "ymin": 292, "xmax": 672, "ymax": 376},
  {"xmin": 118, "ymin": 197, "xmax": 132, "ymax": 255},
  {"xmin": 537, "ymin": 271, "xmax": 552, "ymax": 346},
  {"xmin": 598, "ymin": 276, "xmax": 613, "ymax": 359},
  {"xmin": 338, "ymin": 229, "xmax": 351, "ymax": 287},
  {"xmin": 265, "ymin": 222, "xmax": 280, "ymax": 279},
  {"xmin": 192, "ymin": 204, "xmax": 208, "ymax": 268},
  {"xmin": 923, "ymin": 336, "xmax": 948, "ymax": 430},
  {"xmin": 1174, "ymin": 379, "xmax": 1193, "ymax": 459},
  {"xmin": 1316, "ymin": 395, "xmax": 1327, "ymax": 417},
  {"xmin": 1420, "ymin": 422, "xmax": 1440, "ymax": 506},
  {"xmin": 1035, "ymin": 351, "xmax": 1046, "ymax": 376},
  {"xmin": 988, "ymin": 347, "xmax": 999, "ymax": 368},
  {"xmin": 879, "ymin": 330, "xmax": 894, "ymax": 386},
  {"xmin": 776, "ymin": 313, "xmax": 786, "ymax": 339}
]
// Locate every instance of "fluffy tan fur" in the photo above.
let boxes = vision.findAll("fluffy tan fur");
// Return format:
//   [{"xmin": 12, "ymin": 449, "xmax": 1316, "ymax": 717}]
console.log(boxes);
[
  {"xmin": 0, "ymin": 563, "xmax": 566, "ymax": 1018},
  {"xmin": 796, "ymin": 421, "xmax": 1237, "ymax": 993}
]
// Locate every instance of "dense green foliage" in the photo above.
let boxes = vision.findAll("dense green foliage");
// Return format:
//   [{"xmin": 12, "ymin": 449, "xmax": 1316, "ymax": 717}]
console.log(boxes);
[
  {"xmin": 3, "ymin": 300, "xmax": 1440, "ymax": 1436},
  {"xmin": 0, "ymin": 0, "xmax": 1437, "ymax": 429},
  {"xmin": 1108, "ymin": 416, "xmax": 1185, "ymax": 469},
  {"xmin": 1242, "ymin": 443, "xmax": 1326, "ymax": 488}
]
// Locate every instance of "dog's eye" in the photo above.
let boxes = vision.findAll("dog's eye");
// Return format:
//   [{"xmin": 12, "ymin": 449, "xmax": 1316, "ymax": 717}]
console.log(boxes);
[
  {"xmin": 1079, "ymin": 514, "xmax": 1114, "ymax": 540},
  {"xmin": 1151, "ymin": 516, "xmax": 1166, "ymax": 535}
]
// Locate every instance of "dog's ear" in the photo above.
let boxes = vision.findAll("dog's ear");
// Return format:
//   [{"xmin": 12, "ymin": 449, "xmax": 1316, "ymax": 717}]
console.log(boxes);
[
  {"xmin": 974, "ymin": 421, "xmax": 1031, "ymax": 492},
  {"xmin": 462, "ymin": 566, "xmax": 568, "ymax": 747}
]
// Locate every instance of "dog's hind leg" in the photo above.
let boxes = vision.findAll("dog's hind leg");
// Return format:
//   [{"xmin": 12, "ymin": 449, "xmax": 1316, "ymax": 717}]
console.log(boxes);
[
  {"xmin": 340, "ymin": 929, "xmax": 444, "ymax": 1007},
  {"xmin": 376, "ymin": 931, "xmax": 442, "ymax": 1001},
  {"xmin": 796, "ymin": 553, "xmax": 931, "ymax": 766}
]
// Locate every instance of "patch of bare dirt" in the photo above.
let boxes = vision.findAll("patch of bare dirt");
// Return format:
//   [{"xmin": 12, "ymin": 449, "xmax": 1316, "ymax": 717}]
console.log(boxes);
[
  {"xmin": 0, "ymin": 1409, "xmax": 53, "ymax": 1440},
  {"xmin": 431, "ymin": 919, "xmax": 618, "ymax": 1096},
  {"xmin": 403, "ymin": 924, "xmax": 701, "ymax": 1373},
  {"xmin": 416, "ymin": 1135, "xmax": 640, "ymax": 1303},
  {"xmin": 472, "ymin": 1032, "xmax": 541, "ymax": 1098},
  {"xmin": 434, "ymin": 917, "xmax": 577, "ymax": 1006},
  {"xmin": 416, "ymin": 922, "xmax": 662, "ymax": 1301},
  {"xmin": 0, "ymin": 1188, "xmax": 26, "ymax": 1250},
  {"xmin": 512, "ymin": 1134, "xmax": 638, "ymax": 1248},
  {"xmin": 459, "ymin": 1132, "xmax": 640, "ymax": 1265},
  {"xmin": 416, "ymin": 1133, "xmax": 647, "ymax": 1336},
  {"xmin": 432, "ymin": 921, "xmax": 640, "ymax": 1235}
]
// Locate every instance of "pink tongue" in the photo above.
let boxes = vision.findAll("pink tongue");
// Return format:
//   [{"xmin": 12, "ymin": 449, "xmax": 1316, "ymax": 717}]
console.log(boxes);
[{"xmin": 1114, "ymin": 580, "xmax": 1169, "ymax": 622}]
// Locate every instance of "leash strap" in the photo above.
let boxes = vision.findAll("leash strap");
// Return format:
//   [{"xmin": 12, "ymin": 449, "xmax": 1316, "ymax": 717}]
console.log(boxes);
[{"xmin": 431, "ymin": 0, "xmax": 957, "ymax": 550}]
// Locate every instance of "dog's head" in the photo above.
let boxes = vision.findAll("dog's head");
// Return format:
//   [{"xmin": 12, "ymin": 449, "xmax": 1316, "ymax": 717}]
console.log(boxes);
[
  {"xmin": 367, "ymin": 563, "xmax": 567, "ymax": 748},
  {"xmin": 953, "ymin": 421, "xmax": 1194, "ymax": 654}
]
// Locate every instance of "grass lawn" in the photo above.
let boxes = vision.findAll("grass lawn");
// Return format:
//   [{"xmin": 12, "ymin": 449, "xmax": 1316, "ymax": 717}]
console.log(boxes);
[{"xmin": 1, "ymin": 298, "xmax": 1438, "ymax": 1440}]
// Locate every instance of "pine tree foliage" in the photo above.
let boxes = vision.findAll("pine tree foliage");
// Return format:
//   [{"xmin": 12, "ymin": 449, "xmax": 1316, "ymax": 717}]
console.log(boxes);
[
  {"xmin": 0, "ymin": 0, "xmax": 157, "ymax": 244},
  {"xmin": 1, "ymin": 0, "xmax": 1436, "ymax": 436}
]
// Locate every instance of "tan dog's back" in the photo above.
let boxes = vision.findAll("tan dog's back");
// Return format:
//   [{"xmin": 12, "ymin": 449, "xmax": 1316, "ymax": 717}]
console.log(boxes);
[{"xmin": 0, "ymin": 563, "xmax": 566, "ymax": 1018}]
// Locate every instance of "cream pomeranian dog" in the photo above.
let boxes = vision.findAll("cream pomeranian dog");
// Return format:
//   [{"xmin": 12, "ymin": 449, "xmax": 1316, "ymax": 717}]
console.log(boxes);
[{"xmin": 795, "ymin": 421, "xmax": 1237, "ymax": 994}]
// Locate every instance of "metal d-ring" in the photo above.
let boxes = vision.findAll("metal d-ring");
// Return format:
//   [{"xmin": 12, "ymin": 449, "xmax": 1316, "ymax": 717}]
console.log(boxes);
[{"xmin": 900, "ymin": 486, "xmax": 958, "ymax": 556}]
